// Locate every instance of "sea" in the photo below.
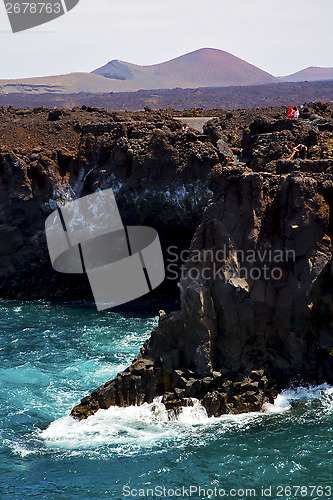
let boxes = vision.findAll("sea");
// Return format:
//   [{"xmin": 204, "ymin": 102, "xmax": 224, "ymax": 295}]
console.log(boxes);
[{"xmin": 0, "ymin": 299, "xmax": 332, "ymax": 500}]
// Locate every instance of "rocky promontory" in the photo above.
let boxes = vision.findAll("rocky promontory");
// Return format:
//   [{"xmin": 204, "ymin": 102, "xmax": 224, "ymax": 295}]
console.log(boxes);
[
  {"xmin": 1, "ymin": 102, "xmax": 333, "ymax": 418},
  {"xmin": 71, "ymin": 103, "xmax": 333, "ymax": 419},
  {"xmin": 72, "ymin": 164, "xmax": 333, "ymax": 419}
]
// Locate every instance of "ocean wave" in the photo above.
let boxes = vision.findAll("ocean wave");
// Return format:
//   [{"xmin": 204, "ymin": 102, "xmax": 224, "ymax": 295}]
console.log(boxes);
[
  {"xmin": 40, "ymin": 384, "xmax": 333, "ymax": 453},
  {"xmin": 264, "ymin": 383, "xmax": 333, "ymax": 414},
  {"xmin": 3, "ymin": 437, "xmax": 40, "ymax": 458},
  {"xmin": 40, "ymin": 397, "xmax": 207, "ymax": 451}
]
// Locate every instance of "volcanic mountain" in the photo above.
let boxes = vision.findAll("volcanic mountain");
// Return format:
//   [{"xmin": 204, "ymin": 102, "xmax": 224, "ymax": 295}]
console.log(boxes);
[
  {"xmin": 0, "ymin": 48, "xmax": 279, "ymax": 95},
  {"xmin": 281, "ymin": 66, "xmax": 333, "ymax": 83},
  {"xmin": 91, "ymin": 48, "xmax": 279, "ymax": 90}
]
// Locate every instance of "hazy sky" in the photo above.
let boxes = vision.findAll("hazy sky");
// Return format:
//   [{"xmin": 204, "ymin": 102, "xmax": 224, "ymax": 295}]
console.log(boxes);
[{"xmin": 0, "ymin": 0, "xmax": 332, "ymax": 79}]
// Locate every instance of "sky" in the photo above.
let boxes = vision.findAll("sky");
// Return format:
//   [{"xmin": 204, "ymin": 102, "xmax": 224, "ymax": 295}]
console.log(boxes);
[{"xmin": 0, "ymin": 0, "xmax": 332, "ymax": 80}]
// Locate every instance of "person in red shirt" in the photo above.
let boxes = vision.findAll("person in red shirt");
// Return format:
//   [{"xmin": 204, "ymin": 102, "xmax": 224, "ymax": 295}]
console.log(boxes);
[{"xmin": 287, "ymin": 106, "xmax": 295, "ymax": 119}]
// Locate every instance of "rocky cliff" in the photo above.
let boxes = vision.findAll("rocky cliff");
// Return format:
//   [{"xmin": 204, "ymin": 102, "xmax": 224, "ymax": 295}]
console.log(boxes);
[
  {"xmin": 0, "ymin": 106, "xmax": 218, "ymax": 299},
  {"xmin": 70, "ymin": 102, "xmax": 333, "ymax": 419},
  {"xmin": 1, "ymin": 102, "xmax": 333, "ymax": 419}
]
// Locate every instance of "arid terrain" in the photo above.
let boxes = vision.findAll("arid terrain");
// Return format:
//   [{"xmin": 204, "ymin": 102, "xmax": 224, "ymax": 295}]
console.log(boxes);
[{"xmin": 0, "ymin": 80, "xmax": 333, "ymax": 112}]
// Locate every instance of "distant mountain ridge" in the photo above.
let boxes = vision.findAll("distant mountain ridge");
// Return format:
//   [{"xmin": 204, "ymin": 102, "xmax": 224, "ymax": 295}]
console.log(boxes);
[
  {"xmin": 91, "ymin": 48, "xmax": 279, "ymax": 89},
  {"xmin": 0, "ymin": 49, "xmax": 333, "ymax": 96},
  {"xmin": 0, "ymin": 48, "xmax": 279, "ymax": 95},
  {"xmin": 281, "ymin": 66, "xmax": 333, "ymax": 82}
]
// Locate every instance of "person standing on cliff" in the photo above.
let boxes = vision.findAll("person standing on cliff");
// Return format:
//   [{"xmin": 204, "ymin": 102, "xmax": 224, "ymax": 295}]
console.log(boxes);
[
  {"xmin": 287, "ymin": 106, "xmax": 295, "ymax": 119},
  {"xmin": 294, "ymin": 106, "xmax": 300, "ymax": 119}
]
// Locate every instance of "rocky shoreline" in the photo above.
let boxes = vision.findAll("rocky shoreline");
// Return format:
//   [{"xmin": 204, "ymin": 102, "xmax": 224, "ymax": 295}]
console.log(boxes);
[
  {"xmin": 1, "ymin": 102, "xmax": 333, "ymax": 418},
  {"xmin": 71, "ymin": 164, "xmax": 333, "ymax": 419}
]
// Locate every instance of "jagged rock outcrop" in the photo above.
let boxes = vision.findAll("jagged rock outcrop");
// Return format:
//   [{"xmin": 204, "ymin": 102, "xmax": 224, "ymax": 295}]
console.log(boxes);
[
  {"xmin": 71, "ymin": 102, "xmax": 333, "ymax": 420},
  {"xmin": 71, "ymin": 164, "xmax": 333, "ymax": 419},
  {"xmin": 0, "ymin": 107, "xmax": 218, "ymax": 299},
  {"xmin": 2, "ymin": 102, "xmax": 333, "ymax": 418}
]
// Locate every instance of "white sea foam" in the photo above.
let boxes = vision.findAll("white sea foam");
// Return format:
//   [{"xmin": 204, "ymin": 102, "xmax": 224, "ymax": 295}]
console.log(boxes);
[
  {"xmin": 40, "ymin": 385, "xmax": 333, "ymax": 452},
  {"xmin": 40, "ymin": 397, "xmax": 209, "ymax": 450},
  {"xmin": 264, "ymin": 383, "xmax": 333, "ymax": 414},
  {"xmin": 8, "ymin": 440, "xmax": 38, "ymax": 458}
]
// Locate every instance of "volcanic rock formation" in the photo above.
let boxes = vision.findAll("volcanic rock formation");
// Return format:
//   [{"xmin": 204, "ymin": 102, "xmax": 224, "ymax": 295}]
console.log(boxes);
[
  {"xmin": 92, "ymin": 48, "xmax": 279, "ymax": 90},
  {"xmin": 1, "ymin": 102, "xmax": 333, "ymax": 418},
  {"xmin": 281, "ymin": 67, "xmax": 333, "ymax": 83},
  {"xmin": 71, "ymin": 103, "xmax": 333, "ymax": 419},
  {"xmin": 0, "ymin": 106, "xmax": 218, "ymax": 299}
]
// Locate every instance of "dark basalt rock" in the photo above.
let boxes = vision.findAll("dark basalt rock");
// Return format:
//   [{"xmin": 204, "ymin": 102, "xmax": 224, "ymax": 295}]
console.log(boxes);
[
  {"xmin": 70, "ymin": 103, "xmax": 333, "ymax": 419},
  {"xmin": 47, "ymin": 109, "xmax": 64, "ymax": 121},
  {"xmin": 71, "ymin": 160, "xmax": 333, "ymax": 420},
  {"xmin": 2, "ymin": 103, "xmax": 333, "ymax": 419},
  {"xmin": 71, "ymin": 352, "xmax": 272, "ymax": 420},
  {"xmin": 0, "ymin": 108, "xmax": 218, "ymax": 299}
]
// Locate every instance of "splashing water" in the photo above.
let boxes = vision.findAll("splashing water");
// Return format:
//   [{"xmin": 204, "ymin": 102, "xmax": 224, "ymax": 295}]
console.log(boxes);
[{"xmin": 0, "ymin": 300, "xmax": 332, "ymax": 499}]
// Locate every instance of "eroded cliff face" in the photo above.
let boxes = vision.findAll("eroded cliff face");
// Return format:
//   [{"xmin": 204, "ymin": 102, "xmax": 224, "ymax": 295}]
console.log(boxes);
[
  {"xmin": 71, "ymin": 102, "xmax": 333, "ymax": 419},
  {"xmin": 72, "ymin": 168, "xmax": 333, "ymax": 419},
  {"xmin": 0, "ymin": 106, "xmax": 218, "ymax": 298},
  {"xmin": 1, "ymin": 103, "xmax": 333, "ymax": 419},
  {"xmin": 180, "ymin": 169, "xmax": 333, "ymax": 382}
]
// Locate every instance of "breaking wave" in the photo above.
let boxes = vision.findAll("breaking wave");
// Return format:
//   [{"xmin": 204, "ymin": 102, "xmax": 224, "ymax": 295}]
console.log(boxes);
[{"xmin": 39, "ymin": 385, "xmax": 333, "ymax": 455}]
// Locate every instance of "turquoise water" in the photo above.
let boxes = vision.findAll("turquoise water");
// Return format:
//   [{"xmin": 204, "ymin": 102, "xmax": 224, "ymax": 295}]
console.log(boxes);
[{"xmin": 0, "ymin": 300, "xmax": 332, "ymax": 500}]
